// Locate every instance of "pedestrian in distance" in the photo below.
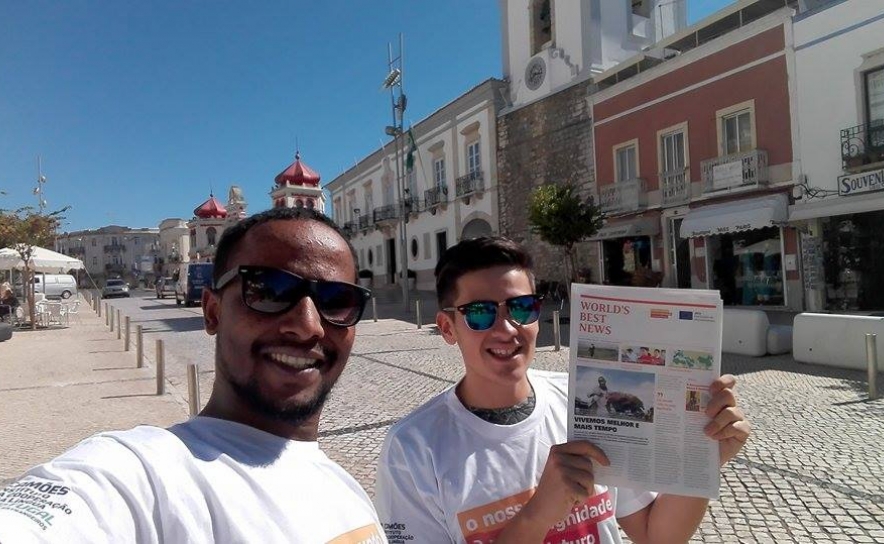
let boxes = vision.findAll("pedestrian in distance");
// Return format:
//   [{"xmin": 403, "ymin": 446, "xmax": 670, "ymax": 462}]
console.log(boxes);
[
  {"xmin": 0, "ymin": 207, "xmax": 386, "ymax": 543},
  {"xmin": 374, "ymin": 236, "xmax": 750, "ymax": 544}
]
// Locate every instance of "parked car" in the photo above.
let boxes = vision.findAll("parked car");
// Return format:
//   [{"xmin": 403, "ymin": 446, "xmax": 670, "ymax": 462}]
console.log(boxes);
[
  {"xmin": 155, "ymin": 277, "xmax": 176, "ymax": 299},
  {"xmin": 33, "ymin": 274, "xmax": 78, "ymax": 300},
  {"xmin": 102, "ymin": 278, "xmax": 130, "ymax": 299},
  {"xmin": 175, "ymin": 263, "xmax": 213, "ymax": 307}
]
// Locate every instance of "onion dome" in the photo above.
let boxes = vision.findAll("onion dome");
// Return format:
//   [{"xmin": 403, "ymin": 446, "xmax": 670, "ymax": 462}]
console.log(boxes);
[
  {"xmin": 194, "ymin": 194, "xmax": 228, "ymax": 219},
  {"xmin": 275, "ymin": 152, "xmax": 320, "ymax": 187}
]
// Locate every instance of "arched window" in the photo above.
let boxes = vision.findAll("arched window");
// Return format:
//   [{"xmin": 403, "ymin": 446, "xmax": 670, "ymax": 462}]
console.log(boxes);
[
  {"xmin": 296, "ymin": 199, "xmax": 304, "ymax": 208},
  {"xmin": 206, "ymin": 227, "xmax": 217, "ymax": 246},
  {"xmin": 306, "ymin": 199, "xmax": 315, "ymax": 209}
]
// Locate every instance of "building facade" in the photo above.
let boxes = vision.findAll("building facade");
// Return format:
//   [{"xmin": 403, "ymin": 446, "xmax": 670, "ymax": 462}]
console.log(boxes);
[
  {"xmin": 57, "ymin": 226, "xmax": 160, "ymax": 286},
  {"xmin": 326, "ymin": 79, "xmax": 506, "ymax": 290},
  {"xmin": 590, "ymin": 3, "xmax": 803, "ymax": 311},
  {"xmin": 789, "ymin": 0, "xmax": 884, "ymax": 311},
  {"xmin": 157, "ymin": 218, "xmax": 190, "ymax": 277},
  {"xmin": 496, "ymin": 0, "xmax": 686, "ymax": 284},
  {"xmin": 187, "ymin": 186, "xmax": 247, "ymax": 264}
]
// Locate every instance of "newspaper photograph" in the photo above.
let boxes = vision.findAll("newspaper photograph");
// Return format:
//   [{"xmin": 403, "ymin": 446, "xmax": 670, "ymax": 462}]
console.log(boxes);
[{"xmin": 567, "ymin": 284, "xmax": 723, "ymax": 499}]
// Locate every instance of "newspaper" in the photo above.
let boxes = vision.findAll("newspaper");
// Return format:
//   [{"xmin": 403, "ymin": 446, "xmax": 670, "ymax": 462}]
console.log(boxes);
[{"xmin": 566, "ymin": 284, "xmax": 723, "ymax": 499}]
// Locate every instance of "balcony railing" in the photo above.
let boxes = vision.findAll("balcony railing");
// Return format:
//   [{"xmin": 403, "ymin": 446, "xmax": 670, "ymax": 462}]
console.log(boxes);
[
  {"xmin": 700, "ymin": 149, "xmax": 768, "ymax": 193},
  {"xmin": 69, "ymin": 246, "xmax": 86, "ymax": 255},
  {"xmin": 456, "ymin": 170, "xmax": 485, "ymax": 198},
  {"xmin": 402, "ymin": 197, "xmax": 423, "ymax": 215},
  {"xmin": 103, "ymin": 244, "xmax": 127, "ymax": 253},
  {"xmin": 599, "ymin": 178, "xmax": 647, "ymax": 214},
  {"xmin": 358, "ymin": 214, "xmax": 372, "ymax": 231},
  {"xmin": 424, "ymin": 185, "xmax": 449, "ymax": 209},
  {"xmin": 660, "ymin": 168, "xmax": 690, "ymax": 207},
  {"xmin": 841, "ymin": 121, "xmax": 884, "ymax": 170},
  {"xmin": 373, "ymin": 204, "xmax": 400, "ymax": 224},
  {"xmin": 341, "ymin": 221, "xmax": 356, "ymax": 237}
]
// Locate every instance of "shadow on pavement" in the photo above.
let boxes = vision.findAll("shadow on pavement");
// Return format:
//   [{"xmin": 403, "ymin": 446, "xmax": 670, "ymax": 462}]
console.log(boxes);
[{"xmin": 136, "ymin": 317, "xmax": 206, "ymax": 333}]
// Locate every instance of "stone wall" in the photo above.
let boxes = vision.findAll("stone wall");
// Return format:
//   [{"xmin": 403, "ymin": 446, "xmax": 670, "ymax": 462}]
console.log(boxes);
[{"xmin": 496, "ymin": 82, "xmax": 600, "ymax": 284}]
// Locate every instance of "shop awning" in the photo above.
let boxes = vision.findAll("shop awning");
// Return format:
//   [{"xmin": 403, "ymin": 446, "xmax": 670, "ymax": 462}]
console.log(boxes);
[
  {"xmin": 590, "ymin": 218, "xmax": 660, "ymax": 241},
  {"xmin": 679, "ymin": 194, "xmax": 788, "ymax": 238},
  {"xmin": 789, "ymin": 190, "xmax": 884, "ymax": 222}
]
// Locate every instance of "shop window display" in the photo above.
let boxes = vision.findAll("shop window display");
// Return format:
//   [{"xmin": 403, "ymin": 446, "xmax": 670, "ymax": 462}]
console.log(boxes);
[
  {"xmin": 603, "ymin": 237, "xmax": 652, "ymax": 286},
  {"xmin": 708, "ymin": 227, "xmax": 783, "ymax": 306},
  {"xmin": 822, "ymin": 211, "xmax": 884, "ymax": 311}
]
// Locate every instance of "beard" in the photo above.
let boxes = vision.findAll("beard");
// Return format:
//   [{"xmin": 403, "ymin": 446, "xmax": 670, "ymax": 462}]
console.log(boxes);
[{"xmin": 228, "ymin": 373, "xmax": 333, "ymax": 426}]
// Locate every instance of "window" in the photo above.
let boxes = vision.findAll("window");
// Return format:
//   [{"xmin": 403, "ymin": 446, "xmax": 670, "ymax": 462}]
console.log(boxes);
[
  {"xmin": 206, "ymin": 227, "xmax": 217, "ymax": 246},
  {"xmin": 866, "ymin": 67, "xmax": 884, "ymax": 124},
  {"xmin": 716, "ymin": 101, "xmax": 756, "ymax": 156},
  {"xmin": 707, "ymin": 227, "xmax": 784, "ymax": 306},
  {"xmin": 91, "ymin": 239, "xmax": 96, "ymax": 247},
  {"xmin": 660, "ymin": 131, "xmax": 686, "ymax": 173},
  {"xmin": 306, "ymin": 199, "xmax": 315, "ymax": 209},
  {"xmin": 92, "ymin": 256, "xmax": 97, "ymax": 266},
  {"xmin": 406, "ymin": 169, "xmax": 417, "ymax": 201},
  {"xmin": 295, "ymin": 199, "xmax": 304, "ymax": 208},
  {"xmin": 531, "ymin": 0, "xmax": 553, "ymax": 55},
  {"xmin": 614, "ymin": 141, "xmax": 638, "ymax": 182},
  {"xmin": 434, "ymin": 158, "xmax": 446, "ymax": 188},
  {"xmin": 467, "ymin": 141, "xmax": 481, "ymax": 176}
]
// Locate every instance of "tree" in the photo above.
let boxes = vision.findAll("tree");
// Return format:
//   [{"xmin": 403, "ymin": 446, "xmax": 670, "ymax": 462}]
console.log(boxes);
[
  {"xmin": 528, "ymin": 183, "xmax": 605, "ymax": 283},
  {"xmin": 0, "ymin": 206, "xmax": 67, "ymax": 329}
]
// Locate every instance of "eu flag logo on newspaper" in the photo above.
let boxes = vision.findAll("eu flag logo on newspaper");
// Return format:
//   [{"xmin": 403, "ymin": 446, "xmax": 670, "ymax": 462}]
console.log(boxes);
[{"xmin": 679, "ymin": 311, "xmax": 694, "ymax": 320}]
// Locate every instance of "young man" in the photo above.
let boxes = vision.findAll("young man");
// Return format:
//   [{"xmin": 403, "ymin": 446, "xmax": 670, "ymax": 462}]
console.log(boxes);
[
  {"xmin": 375, "ymin": 237, "xmax": 749, "ymax": 544},
  {"xmin": 0, "ymin": 208, "xmax": 386, "ymax": 542}
]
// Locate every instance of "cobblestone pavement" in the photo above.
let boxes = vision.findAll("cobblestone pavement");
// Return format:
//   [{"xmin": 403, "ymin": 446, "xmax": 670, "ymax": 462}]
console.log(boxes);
[{"xmin": 7, "ymin": 290, "xmax": 884, "ymax": 542}]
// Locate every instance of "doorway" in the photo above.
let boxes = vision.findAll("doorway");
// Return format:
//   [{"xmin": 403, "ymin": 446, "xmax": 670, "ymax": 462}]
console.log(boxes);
[
  {"xmin": 669, "ymin": 218, "xmax": 691, "ymax": 289},
  {"xmin": 436, "ymin": 230, "xmax": 448, "ymax": 264},
  {"xmin": 386, "ymin": 238, "xmax": 396, "ymax": 284}
]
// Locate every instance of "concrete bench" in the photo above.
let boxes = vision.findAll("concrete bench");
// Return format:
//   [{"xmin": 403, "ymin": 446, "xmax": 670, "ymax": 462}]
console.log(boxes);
[
  {"xmin": 723, "ymin": 308, "xmax": 769, "ymax": 356},
  {"xmin": 793, "ymin": 313, "xmax": 884, "ymax": 370}
]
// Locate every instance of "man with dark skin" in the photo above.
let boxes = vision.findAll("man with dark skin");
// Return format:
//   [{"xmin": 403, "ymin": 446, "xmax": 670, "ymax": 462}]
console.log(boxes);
[{"xmin": 0, "ymin": 208, "xmax": 386, "ymax": 543}]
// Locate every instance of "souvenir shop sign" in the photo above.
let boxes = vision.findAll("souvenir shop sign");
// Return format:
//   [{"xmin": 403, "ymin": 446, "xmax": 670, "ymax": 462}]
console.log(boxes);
[{"xmin": 838, "ymin": 168, "xmax": 884, "ymax": 196}]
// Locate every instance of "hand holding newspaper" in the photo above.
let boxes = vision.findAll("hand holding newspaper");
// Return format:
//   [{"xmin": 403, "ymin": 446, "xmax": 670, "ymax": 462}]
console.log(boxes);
[{"xmin": 567, "ymin": 284, "xmax": 723, "ymax": 499}]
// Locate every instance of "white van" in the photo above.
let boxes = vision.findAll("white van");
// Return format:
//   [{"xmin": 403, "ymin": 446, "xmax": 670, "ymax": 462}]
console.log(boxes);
[{"xmin": 33, "ymin": 274, "xmax": 78, "ymax": 299}]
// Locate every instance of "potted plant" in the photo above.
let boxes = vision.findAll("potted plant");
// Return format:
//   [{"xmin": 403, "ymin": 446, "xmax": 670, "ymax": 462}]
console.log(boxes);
[{"xmin": 357, "ymin": 269, "xmax": 373, "ymax": 288}]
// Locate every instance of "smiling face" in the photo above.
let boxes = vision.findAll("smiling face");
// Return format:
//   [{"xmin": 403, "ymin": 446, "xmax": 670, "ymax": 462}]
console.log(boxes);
[
  {"xmin": 201, "ymin": 218, "xmax": 357, "ymax": 440},
  {"xmin": 436, "ymin": 265, "xmax": 538, "ymax": 409}
]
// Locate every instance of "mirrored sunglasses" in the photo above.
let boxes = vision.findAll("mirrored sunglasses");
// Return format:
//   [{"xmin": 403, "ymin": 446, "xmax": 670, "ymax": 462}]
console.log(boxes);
[
  {"xmin": 214, "ymin": 265, "xmax": 371, "ymax": 327},
  {"xmin": 444, "ymin": 294, "xmax": 544, "ymax": 331}
]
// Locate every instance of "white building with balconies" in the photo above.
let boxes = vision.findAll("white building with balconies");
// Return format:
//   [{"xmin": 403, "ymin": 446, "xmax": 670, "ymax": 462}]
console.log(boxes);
[{"xmin": 326, "ymin": 78, "xmax": 507, "ymax": 290}]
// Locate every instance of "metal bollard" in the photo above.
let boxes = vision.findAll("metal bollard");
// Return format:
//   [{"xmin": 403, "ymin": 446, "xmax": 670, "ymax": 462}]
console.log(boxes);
[
  {"xmin": 124, "ymin": 316, "xmax": 131, "ymax": 351},
  {"xmin": 372, "ymin": 297, "xmax": 378, "ymax": 322},
  {"xmin": 103, "ymin": 302, "xmax": 108, "ymax": 323},
  {"xmin": 553, "ymin": 310, "xmax": 561, "ymax": 352},
  {"xmin": 867, "ymin": 333, "xmax": 879, "ymax": 400},
  {"xmin": 109, "ymin": 306, "xmax": 114, "ymax": 330},
  {"xmin": 187, "ymin": 364, "xmax": 201, "ymax": 417},
  {"xmin": 416, "ymin": 300, "xmax": 422, "ymax": 329},
  {"xmin": 156, "ymin": 339, "xmax": 165, "ymax": 395},
  {"xmin": 136, "ymin": 325, "xmax": 144, "ymax": 368},
  {"xmin": 116, "ymin": 309, "xmax": 122, "ymax": 340}
]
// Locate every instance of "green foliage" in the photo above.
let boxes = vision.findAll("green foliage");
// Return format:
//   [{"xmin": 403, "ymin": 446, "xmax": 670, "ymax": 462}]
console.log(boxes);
[
  {"xmin": 0, "ymin": 206, "xmax": 69, "ymax": 328},
  {"xmin": 528, "ymin": 183, "xmax": 605, "ymax": 281}
]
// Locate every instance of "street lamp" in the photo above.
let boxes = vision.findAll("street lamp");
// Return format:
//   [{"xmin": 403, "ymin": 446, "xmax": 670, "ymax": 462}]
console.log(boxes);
[{"xmin": 383, "ymin": 34, "xmax": 410, "ymax": 309}]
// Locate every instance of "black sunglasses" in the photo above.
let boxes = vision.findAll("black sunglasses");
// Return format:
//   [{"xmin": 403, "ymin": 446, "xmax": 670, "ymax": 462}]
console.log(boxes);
[
  {"xmin": 213, "ymin": 265, "xmax": 371, "ymax": 327},
  {"xmin": 443, "ymin": 294, "xmax": 544, "ymax": 331}
]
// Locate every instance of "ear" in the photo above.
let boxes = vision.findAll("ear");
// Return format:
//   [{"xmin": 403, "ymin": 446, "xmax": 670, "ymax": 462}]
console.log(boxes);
[
  {"xmin": 436, "ymin": 311, "xmax": 458, "ymax": 345},
  {"xmin": 202, "ymin": 288, "xmax": 220, "ymax": 335}
]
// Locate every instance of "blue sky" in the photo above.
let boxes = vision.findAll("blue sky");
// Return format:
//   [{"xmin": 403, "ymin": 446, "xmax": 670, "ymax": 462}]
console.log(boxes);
[{"xmin": 1, "ymin": 0, "xmax": 731, "ymax": 232}]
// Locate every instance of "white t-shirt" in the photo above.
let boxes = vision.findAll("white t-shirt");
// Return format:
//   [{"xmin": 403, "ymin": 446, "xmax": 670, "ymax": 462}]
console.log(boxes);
[
  {"xmin": 375, "ymin": 370, "xmax": 656, "ymax": 544},
  {"xmin": 0, "ymin": 416, "xmax": 386, "ymax": 544}
]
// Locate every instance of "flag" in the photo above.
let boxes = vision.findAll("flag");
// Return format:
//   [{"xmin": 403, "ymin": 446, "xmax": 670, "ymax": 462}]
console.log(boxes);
[{"xmin": 405, "ymin": 128, "xmax": 417, "ymax": 171}]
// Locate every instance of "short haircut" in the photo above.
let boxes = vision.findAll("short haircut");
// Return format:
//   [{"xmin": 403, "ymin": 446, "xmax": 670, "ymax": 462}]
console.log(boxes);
[
  {"xmin": 434, "ymin": 236, "xmax": 535, "ymax": 307},
  {"xmin": 213, "ymin": 207, "xmax": 358, "ymax": 285}
]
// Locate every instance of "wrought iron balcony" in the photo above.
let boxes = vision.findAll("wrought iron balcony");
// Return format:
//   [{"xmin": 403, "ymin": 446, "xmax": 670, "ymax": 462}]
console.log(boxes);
[
  {"xmin": 373, "ymin": 204, "xmax": 400, "ymax": 224},
  {"xmin": 69, "ymin": 246, "xmax": 86, "ymax": 255},
  {"xmin": 599, "ymin": 178, "xmax": 647, "ymax": 214},
  {"xmin": 456, "ymin": 170, "xmax": 485, "ymax": 198},
  {"xmin": 841, "ymin": 121, "xmax": 884, "ymax": 170},
  {"xmin": 402, "ymin": 197, "xmax": 423, "ymax": 215},
  {"xmin": 341, "ymin": 221, "xmax": 356, "ymax": 237},
  {"xmin": 424, "ymin": 185, "xmax": 449, "ymax": 209},
  {"xmin": 103, "ymin": 244, "xmax": 127, "ymax": 253},
  {"xmin": 700, "ymin": 149, "xmax": 768, "ymax": 193},
  {"xmin": 358, "ymin": 214, "xmax": 372, "ymax": 231},
  {"xmin": 660, "ymin": 168, "xmax": 690, "ymax": 207}
]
